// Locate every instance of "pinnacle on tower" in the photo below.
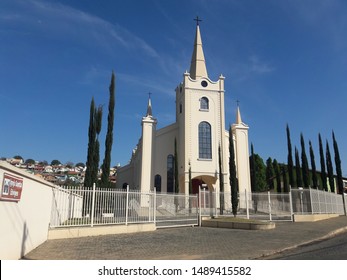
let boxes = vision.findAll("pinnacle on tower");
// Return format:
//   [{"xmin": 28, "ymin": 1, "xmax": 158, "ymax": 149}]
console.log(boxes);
[
  {"xmin": 146, "ymin": 93, "xmax": 153, "ymax": 117},
  {"xmin": 236, "ymin": 102, "xmax": 242, "ymax": 124}
]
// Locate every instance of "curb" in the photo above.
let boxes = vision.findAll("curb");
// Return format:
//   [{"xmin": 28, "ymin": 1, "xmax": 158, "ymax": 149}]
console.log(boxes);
[{"xmin": 255, "ymin": 225, "xmax": 347, "ymax": 259}]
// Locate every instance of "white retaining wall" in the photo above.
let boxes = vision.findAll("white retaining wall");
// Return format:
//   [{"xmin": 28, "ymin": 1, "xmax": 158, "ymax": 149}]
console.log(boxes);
[{"xmin": 0, "ymin": 161, "xmax": 54, "ymax": 259}]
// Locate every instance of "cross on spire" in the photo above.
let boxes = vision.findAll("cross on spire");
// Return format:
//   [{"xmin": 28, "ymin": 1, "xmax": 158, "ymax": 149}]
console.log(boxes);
[
  {"xmin": 148, "ymin": 92, "xmax": 152, "ymax": 99},
  {"xmin": 236, "ymin": 100, "xmax": 240, "ymax": 107},
  {"xmin": 194, "ymin": 16, "xmax": 202, "ymax": 26}
]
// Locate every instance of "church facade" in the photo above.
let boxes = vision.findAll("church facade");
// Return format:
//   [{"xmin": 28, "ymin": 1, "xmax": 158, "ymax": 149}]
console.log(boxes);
[{"xmin": 116, "ymin": 23, "xmax": 251, "ymax": 202}]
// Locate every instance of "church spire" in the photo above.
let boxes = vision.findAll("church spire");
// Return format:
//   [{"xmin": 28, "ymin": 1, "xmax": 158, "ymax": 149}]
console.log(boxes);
[
  {"xmin": 146, "ymin": 92, "xmax": 153, "ymax": 117},
  {"xmin": 189, "ymin": 17, "xmax": 208, "ymax": 80},
  {"xmin": 236, "ymin": 101, "xmax": 242, "ymax": 124}
]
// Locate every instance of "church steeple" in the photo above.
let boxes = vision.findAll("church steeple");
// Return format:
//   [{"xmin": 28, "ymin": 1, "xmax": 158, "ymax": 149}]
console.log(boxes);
[{"xmin": 189, "ymin": 17, "xmax": 208, "ymax": 80}]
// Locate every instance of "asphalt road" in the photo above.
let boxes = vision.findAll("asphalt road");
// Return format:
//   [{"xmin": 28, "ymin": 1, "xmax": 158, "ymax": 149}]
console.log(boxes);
[{"xmin": 264, "ymin": 232, "xmax": 347, "ymax": 260}]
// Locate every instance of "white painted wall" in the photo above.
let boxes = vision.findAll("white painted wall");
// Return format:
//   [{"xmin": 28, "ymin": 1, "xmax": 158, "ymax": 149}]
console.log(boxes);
[{"xmin": 0, "ymin": 161, "xmax": 54, "ymax": 259}]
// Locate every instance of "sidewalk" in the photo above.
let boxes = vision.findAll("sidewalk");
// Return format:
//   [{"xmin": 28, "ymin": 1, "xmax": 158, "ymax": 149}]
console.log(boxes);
[{"xmin": 23, "ymin": 216, "xmax": 347, "ymax": 260}]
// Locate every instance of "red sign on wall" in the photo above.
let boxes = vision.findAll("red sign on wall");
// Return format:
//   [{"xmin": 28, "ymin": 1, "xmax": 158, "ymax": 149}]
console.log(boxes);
[{"xmin": 1, "ymin": 173, "xmax": 23, "ymax": 202}]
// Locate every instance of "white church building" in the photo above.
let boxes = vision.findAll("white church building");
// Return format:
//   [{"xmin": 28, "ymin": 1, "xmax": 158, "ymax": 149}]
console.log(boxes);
[{"xmin": 116, "ymin": 22, "xmax": 251, "ymax": 200}]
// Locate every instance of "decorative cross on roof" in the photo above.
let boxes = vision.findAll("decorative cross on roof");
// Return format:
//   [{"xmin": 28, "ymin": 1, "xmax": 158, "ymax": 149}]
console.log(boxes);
[{"xmin": 194, "ymin": 16, "xmax": 202, "ymax": 26}]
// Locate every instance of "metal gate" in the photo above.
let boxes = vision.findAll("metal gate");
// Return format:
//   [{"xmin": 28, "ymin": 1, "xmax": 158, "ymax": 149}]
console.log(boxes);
[{"xmin": 154, "ymin": 192, "xmax": 199, "ymax": 228}]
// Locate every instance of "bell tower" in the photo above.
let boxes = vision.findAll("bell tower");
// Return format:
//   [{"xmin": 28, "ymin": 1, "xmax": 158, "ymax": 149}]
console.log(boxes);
[{"xmin": 176, "ymin": 18, "xmax": 228, "ymax": 195}]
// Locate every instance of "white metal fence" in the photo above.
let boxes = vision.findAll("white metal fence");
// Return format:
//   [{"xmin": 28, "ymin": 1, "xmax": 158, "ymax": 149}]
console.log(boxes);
[
  {"xmin": 50, "ymin": 185, "xmax": 199, "ymax": 228},
  {"xmin": 199, "ymin": 188, "xmax": 346, "ymax": 222},
  {"xmin": 291, "ymin": 188, "xmax": 345, "ymax": 215},
  {"xmin": 50, "ymin": 185, "xmax": 345, "ymax": 228}
]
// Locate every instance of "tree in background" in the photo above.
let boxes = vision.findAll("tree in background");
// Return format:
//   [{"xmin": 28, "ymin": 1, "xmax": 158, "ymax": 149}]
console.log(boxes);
[
  {"xmin": 174, "ymin": 138, "xmax": 179, "ymax": 211},
  {"xmin": 281, "ymin": 164, "xmax": 289, "ymax": 192},
  {"xmin": 273, "ymin": 159, "xmax": 281, "ymax": 193},
  {"xmin": 326, "ymin": 141, "xmax": 335, "ymax": 192},
  {"xmin": 286, "ymin": 124, "xmax": 295, "ymax": 188},
  {"xmin": 332, "ymin": 131, "xmax": 343, "ymax": 194},
  {"xmin": 218, "ymin": 144, "xmax": 224, "ymax": 215},
  {"xmin": 25, "ymin": 158, "xmax": 35, "ymax": 165},
  {"xmin": 332, "ymin": 131, "xmax": 346, "ymax": 215},
  {"xmin": 84, "ymin": 99, "xmax": 103, "ymax": 188},
  {"xmin": 295, "ymin": 147, "xmax": 303, "ymax": 188},
  {"xmin": 309, "ymin": 140, "xmax": 318, "ymax": 189},
  {"xmin": 300, "ymin": 133, "xmax": 310, "ymax": 188},
  {"xmin": 101, "ymin": 72, "xmax": 116, "ymax": 188},
  {"xmin": 250, "ymin": 153, "xmax": 267, "ymax": 192},
  {"xmin": 84, "ymin": 98, "xmax": 96, "ymax": 188},
  {"xmin": 92, "ymin": 105, "xmax": 103, "ymax": 186},
  {"xmin": 229, "ymin": 126, "xmax": 238, "ymax": 217},
  {"xmin": 266, "ymin": 157, "xmax": 275, "ymax": 190},
  {"xmin": 250, "ymin": 143, "xmax": 256, "ymax": 192},
  {"xmin": 51, "ymin": 160, "xmax": 61, "ymax": 166},
  {"xmin": 319, "ymin": 133, "xmax": 328, "ymax": 191}
]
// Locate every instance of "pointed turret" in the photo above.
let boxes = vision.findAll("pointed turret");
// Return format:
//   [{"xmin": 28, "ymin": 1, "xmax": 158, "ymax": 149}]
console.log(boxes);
[
  {"xmin": 236, "ymin": 105, "xmax": 242, "ymax": 124},
  {"xmin": 189, "ymin": 20, "xmax": 208, "ymax": 80},
  {"xmin": 146, "ymin": 94, "xmax": 153, "ymax": 117}
]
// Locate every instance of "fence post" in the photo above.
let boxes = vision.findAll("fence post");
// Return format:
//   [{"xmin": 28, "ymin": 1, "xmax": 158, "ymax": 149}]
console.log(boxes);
[
  {"xmin": 90, "ymin": 183, "xmax": 96, "ymax": 227},
  {"xmin": 125, "ymin": 185, "xmax": 129, "ymax": 225},
  {"xmin": 215, "ymin": 188, "xmax": 218, "ymax": 218},
  {"xmin": 245, "ymin": 189, "xmax": 249, "ymax": 219},
  {"xmin": 289, "ymin": 189, "xmax": 294, "ymax": 222},
  {"xmin": 268, "ymin": 191, "xmax": 272, "ymax": 221},
  {"xmin": 199, "ymin": 187, "xmax": 202, "ymax": 227}
]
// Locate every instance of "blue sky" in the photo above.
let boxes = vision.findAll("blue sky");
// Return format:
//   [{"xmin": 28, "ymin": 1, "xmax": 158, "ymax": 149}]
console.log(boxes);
[{"xmin": 1, "ymin": 0, "xmax": 347, "ymax": 175}]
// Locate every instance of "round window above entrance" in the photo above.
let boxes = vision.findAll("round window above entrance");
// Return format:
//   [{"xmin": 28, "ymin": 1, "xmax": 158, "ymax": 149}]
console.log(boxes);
[{"xmin": 201, "ymin": 80, "xmax": 208, "ymax": 87}]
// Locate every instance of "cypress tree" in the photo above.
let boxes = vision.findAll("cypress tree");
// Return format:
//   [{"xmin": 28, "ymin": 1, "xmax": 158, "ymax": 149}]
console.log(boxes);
[
  {"xmin": 101, "ymin": 71, "xmax": 116, "ymax": 188},
  {"xmin": 309, "ymin": 140, "xmax": 318, "ymax": 189},
  {"xmin": 273, "ymin": 159, "xmax": 281, "ymax": 193},
  {"xmin": 174, "ymin": 138, "xmax": 179, "ymax": 211},
  {"xmin": 92, "ymin": 106, "xmax": 103, "ymax": 186},
  {"xmin": 300, "ymin": 133, "xmax": 310, "ymax": 188},
  {"xmin": 332, "ymin": 131, "xmax": 346, "ymax": 215},
  {"xmin": 188, "ymin": 160, "xmax": 192, "ymax": 213},
  {"xmin": 229, "ymin": 126, "xmax": 238, "ymax": 217},
  {"xmin": 251, "ymin": 154, "xmax": 267, "ymax": 192},
  {"xmin": 282, "ymin": 164, "xmax": 289, "ymax": 192},
  {"xmin": 326, "ymin": 141, "xmax": 335, "ymax": 192},
  {"xmin": 218, "ymin": 144, "xmax": 224, "ymax": 215},
  {"xmin": 319, "ymin": 134, "xmax": 328, "ymax": 191},
  {"xmin": 332, "ymin": 132, "xmax": 343, "ymax": 194},
  {"xmin": 295, "ymin": 147, "xmax": 303, "ymax": 188},
  {"xmin": 84, "ymin": 98, "xmax": 96, "ymax": 188},
  {"xmin": 266, "ymin": 157, "xmax": 275, "ymax": 190},
  {"xmin": 286, "ymin": 125, "xmax": 295, "ymax": 188},
  {"xmin": 250, "ymin": 143, "xmax": 257, "ymax": 192}
]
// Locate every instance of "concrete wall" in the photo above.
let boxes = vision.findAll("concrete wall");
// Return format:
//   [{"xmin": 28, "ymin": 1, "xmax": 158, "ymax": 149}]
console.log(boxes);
[{"xmin": 0, "ymin": 161, "xmax": 54, "ymax": 259}]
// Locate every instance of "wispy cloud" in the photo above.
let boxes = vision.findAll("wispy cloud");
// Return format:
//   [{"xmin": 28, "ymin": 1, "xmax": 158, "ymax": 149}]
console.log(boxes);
[
  {"xmin": 248, "ymin": 55, "xmax": 275, "ymax": 74},
  {"xmin": 1, "ymin": 0, "xmax": 159, "ymax": 58}
]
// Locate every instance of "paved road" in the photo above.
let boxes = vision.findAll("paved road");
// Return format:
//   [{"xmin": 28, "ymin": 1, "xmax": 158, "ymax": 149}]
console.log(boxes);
[
  {"xmin": 263, "ymin": 232, "xmax": 347, "ymax": 260},
  {"xmin": 24, "ymin": 216, "xmax": 347, "ymax": 260}
]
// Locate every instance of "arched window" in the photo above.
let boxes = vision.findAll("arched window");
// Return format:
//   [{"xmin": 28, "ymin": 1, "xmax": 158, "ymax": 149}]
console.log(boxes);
[
  {"xmin": 154, "ymin": 174, "xmax": 162, "ymax": 192},
  {"xmin": 167, "ymin": 155, "xmax": 174, "ymax": 192},
  {"xmin": 200, "ymin": 97, "xmax": 209, "ymax": 110},
  {"xmin": 199, "ymin": 122, "xmax": 212, "ymax": 159}
]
